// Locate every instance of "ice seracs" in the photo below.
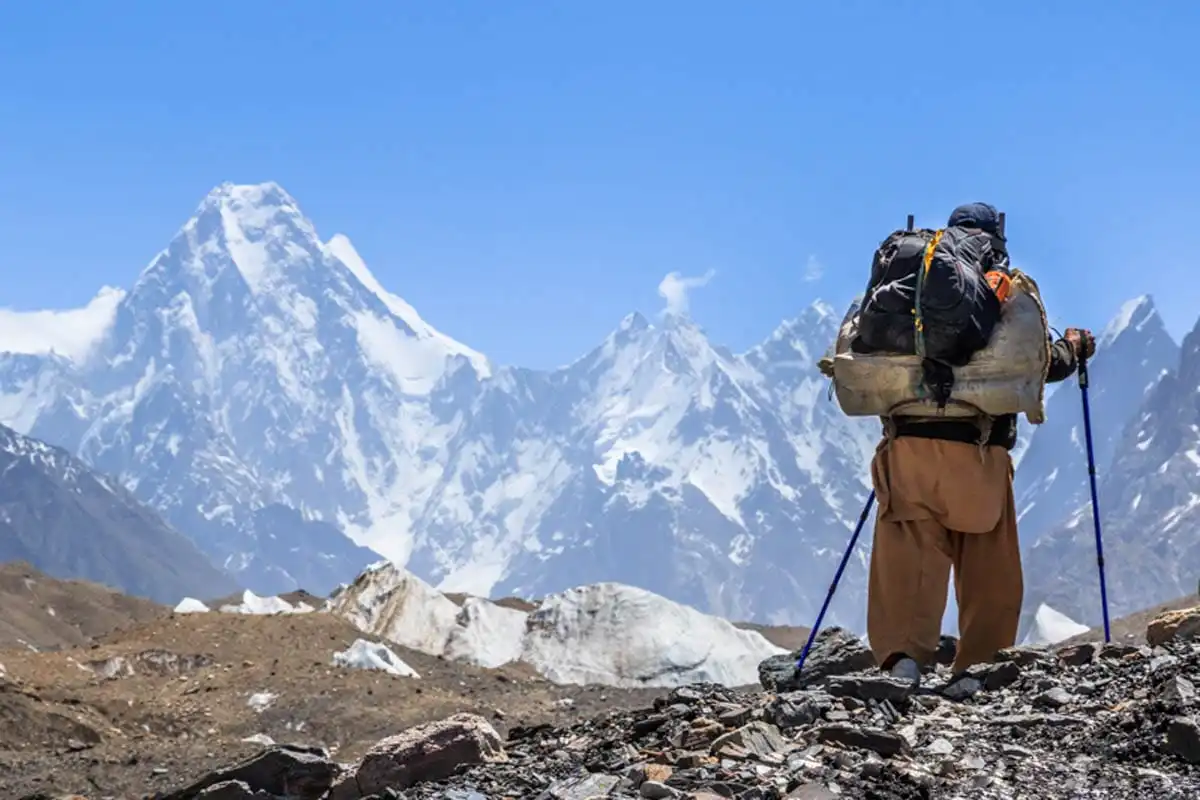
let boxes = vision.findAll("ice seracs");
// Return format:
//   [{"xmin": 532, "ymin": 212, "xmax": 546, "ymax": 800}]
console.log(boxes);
[
  {"xmin": 327, "ymin": 562, "xmax": 786, "ymax": 688},
  {"xmin": 519, "ymin": 582, "xmax": 786, "ymax": 688},
  {"xmin": 219, "ymin": 590, "xmax": 314, "ymax": 615}
]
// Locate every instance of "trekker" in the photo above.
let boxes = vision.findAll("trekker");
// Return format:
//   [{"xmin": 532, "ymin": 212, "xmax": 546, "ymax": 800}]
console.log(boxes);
[{"xmin": 864, "ymin": 203, "xmax": 1096, "ymax": 686}]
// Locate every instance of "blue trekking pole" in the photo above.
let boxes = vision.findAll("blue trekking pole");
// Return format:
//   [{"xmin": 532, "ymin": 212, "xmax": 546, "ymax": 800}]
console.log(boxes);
[
  {"xmin": 1077, "ymin": 346, "xmax": 1112, "ymax": 643},
  {"xmin": 795, "ymin": 490, "xmax": 876, "ymax": 674}
]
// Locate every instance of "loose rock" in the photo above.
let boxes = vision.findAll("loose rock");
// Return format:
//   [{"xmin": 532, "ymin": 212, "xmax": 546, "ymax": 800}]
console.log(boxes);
[{"xmin": 758, "ymin": 627, "xmax": 875, "ymax": 691}]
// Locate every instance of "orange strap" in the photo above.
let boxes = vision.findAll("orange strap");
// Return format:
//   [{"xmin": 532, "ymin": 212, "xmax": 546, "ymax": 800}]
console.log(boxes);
[{"xmin": 986, "ymin": 270, "xmax": 1012, "ymax": 303}]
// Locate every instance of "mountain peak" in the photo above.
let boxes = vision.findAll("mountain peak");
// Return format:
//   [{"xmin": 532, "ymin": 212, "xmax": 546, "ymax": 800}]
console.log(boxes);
[
  {"xmin": 1099, "ymin": 294, "xmax": 1159, "ymax": 348},
  {"xmin": 200, "ymin": 181, "xmax": 300, "ymax": 213},
  {"xmin": 618, "ymin": 311, "xmax": 650, "ymax": 334},
  {"xmin": 132, "ymin": 181, "xmax": 323, "ymax": 298},
  {"xmin": 770, "ymin": 300, "xmax": 838, "ymax": 340}
]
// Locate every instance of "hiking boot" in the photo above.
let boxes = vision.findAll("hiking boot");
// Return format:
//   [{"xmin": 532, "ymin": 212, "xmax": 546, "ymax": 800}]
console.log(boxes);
[{"xmin": 889, "ymin": 656, "xmax": 922, "ymax": 688}]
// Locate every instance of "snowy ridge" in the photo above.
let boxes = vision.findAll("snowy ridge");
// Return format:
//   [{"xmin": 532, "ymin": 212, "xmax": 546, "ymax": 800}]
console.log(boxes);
[
  {"xmin": 1099, "ymin": 294, "xmax": 1155, "ymax": 348},
  {"xmin": 324, "ymin": 234, "xmax": 490, "ymax": 378},
  {"xmin": 325, "ymin": 561, "xmax": 785, "ymax": 687}
]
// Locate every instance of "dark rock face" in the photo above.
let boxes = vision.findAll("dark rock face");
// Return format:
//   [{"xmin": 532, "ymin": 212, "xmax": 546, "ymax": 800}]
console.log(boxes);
[{"xmin": 164, "ymin": 635, "xmax": 1200, "ymax": 800}]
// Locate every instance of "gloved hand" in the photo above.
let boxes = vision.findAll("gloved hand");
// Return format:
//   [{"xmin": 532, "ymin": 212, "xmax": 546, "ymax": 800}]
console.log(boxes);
[{"xmin": 1064, "ymin": 328, "xmax": 1096, "ymax": 360}]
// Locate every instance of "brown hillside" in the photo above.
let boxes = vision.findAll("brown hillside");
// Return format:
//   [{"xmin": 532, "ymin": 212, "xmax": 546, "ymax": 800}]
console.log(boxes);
[{"xmin": 0, "ymin": 561, "xmax": 168, "ymax": 651}]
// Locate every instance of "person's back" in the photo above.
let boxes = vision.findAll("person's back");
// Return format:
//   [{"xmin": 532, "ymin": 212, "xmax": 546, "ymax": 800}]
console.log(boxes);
[{"xmin": 864, "ymin": 203, "xmax": 1095, "ymax": 688}]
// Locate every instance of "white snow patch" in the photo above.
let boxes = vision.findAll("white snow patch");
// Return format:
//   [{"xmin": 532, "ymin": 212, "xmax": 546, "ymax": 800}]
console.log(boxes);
[
  {"xmin": 174, "ymin": 598, "xmax": 210, "ymax": 614},
  {"xmin": 247, "ymin": 692, "xmax": 277, "ymax": 713},
  {"xmin": 353, "ymin": 310, "xmax": 461, "ymax": 396},
  {"xmin": 1021, "ymin": 603, "xmax": 1089, "ymax": 646},
  {"xmin": 332, "ymin": 638, "xmax": 420, "ymax": 678},
  {"xmin": 0, "ymin": 286, "xmax": 125, "ymax": 363},
  {"xmin": 1163, "ymin": 493, "xmax": 1200, "ymax": 532}
]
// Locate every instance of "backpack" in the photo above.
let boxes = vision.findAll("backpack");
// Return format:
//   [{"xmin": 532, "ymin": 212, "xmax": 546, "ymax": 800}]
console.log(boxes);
[{"xmin": 851, "ymin": 219, "xmax": 1011, "ymax": 408}]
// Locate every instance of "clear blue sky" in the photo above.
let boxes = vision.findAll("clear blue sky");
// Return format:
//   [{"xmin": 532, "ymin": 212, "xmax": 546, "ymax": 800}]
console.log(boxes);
[{"xmin": 3, "ymin": 1, "xmax": 1198, "ymax": 369}]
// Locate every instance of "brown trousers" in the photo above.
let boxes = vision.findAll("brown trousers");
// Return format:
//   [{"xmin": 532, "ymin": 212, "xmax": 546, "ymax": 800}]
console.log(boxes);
[{"xmin": 866, "ymin": 435, "xmax": 1022, "ymax": 675}]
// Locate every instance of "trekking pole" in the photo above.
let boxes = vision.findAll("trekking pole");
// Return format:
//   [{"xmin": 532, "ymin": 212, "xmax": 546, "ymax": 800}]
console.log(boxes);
[
  {"xmin": 794, "ymin": 489, "xmax": 876, "ymax": 674},
  {"xmin": 1077, "ymin": 347, "xmax": 1112, "ymax": 643}
]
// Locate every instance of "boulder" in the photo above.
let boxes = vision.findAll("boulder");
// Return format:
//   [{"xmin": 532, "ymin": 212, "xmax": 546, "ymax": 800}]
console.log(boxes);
[
  {"xmin": 330, "ymin": 713, "xmax": 506, "ymax": 798},
  {"xmin": 160, "ymin": 745, "xmax": 340, "ymax": 800},
  {"xmin": 1148, "ymin": 607, "xmax": 1200, "ymax": 648},
  {"xmin": 758, "ymin": 627, "xmax": 875, "ymax": 691}
]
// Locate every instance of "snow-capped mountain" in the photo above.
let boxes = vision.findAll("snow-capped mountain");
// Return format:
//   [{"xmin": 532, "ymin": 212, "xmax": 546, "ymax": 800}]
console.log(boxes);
[
  {"xmin": 0, "ymin": 181, "xmax": 879, "ymax": 625},
  {"xmin": 0, "ymin": 182, "xmax": 487, "ymax": 595},
  {"xmin": 0, "ymin": 422, "xmax": 237, "ymax": 604},
  {"xmin": 1013, "ymin": 296, "xmax": 1178, "ymax": 549},
  {"xmin": 404, "ymin": 305, "xmax": 879, "ymax": 627},
  {"xmin": 1021, "ymin": 312, "xmax": 1200, "ymax": 629},
  {"xmin": 9, "ymin": 180, "xmax": 1191, "ymax": 637}
]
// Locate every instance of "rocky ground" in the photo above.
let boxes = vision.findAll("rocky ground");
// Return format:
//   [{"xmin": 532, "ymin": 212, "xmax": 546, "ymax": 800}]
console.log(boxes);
[
  {"xmin": 1062, "ymin": 592, "xmax": 1199, "ymax": 647},
  {"xmin": 0, "ymin": 610, "xmax": 666, "ymax": 799},
  {"xmin": 6, "ymin": 563, "xmax": 1200, "ymax": 800},
  {"xmin": 132, "ymin": 606, "xmax": 1200, "ymax": 800}
]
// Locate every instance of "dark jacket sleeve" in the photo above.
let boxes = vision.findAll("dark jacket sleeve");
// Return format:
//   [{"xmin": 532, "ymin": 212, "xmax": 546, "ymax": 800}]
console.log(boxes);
[{"xmin": 1045, "ymin": 336, "xmax": 1078, "ymax": 383}]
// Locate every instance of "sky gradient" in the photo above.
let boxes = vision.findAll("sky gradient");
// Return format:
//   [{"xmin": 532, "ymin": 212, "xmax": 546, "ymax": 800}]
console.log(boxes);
[{"xmin": 3, "ymin": 1, "xmax": 1198, "ymax": 368}]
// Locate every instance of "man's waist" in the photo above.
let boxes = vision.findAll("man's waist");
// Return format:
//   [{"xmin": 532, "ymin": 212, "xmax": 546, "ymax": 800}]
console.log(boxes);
[{"xmin": 890, "ymin": 416, "xmax": 1014, "ymax": 449}]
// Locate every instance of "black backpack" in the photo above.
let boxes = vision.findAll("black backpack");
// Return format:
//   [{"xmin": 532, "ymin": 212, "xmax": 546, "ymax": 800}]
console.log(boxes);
[{"xmin": 851, "ymin": 215, "xmax": 1010, "ymax": 408}]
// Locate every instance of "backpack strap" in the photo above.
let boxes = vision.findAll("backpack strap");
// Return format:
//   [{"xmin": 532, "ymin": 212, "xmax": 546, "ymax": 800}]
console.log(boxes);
[{"xmin": 914, "ymin": 229, "xmax": 949, "ymax": 409}]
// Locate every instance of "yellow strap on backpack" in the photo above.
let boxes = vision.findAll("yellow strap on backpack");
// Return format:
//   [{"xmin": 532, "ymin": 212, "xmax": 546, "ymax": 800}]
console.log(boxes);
[
  {"xmin": 912, "ymin": 228, "xmax": 944, "ymax": 343},
  {"xmin": 922, "ymin": 229, "xmax": 945, "ymax": 275}
]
